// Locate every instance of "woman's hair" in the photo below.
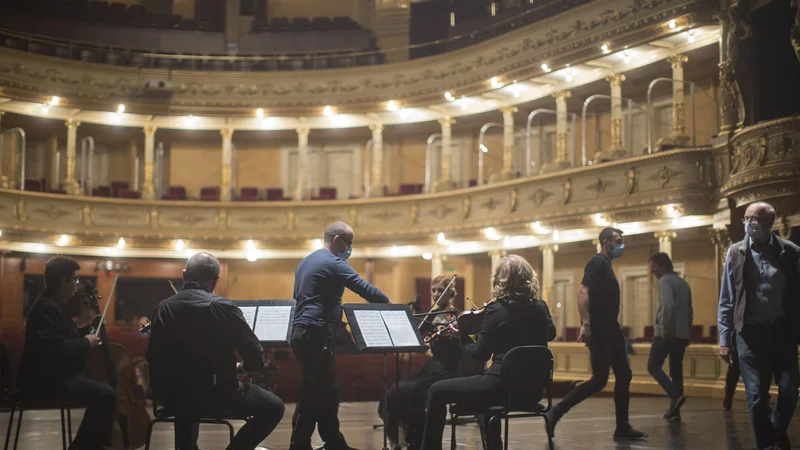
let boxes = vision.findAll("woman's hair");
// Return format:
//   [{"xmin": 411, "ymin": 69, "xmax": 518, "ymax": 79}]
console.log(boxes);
[
  {"xmin": 491, "ymin": 255, "xmax": 540, "ymax": 303},
  {"xmin": 431, "ymin": 274, "xmax": 457, "ymax": 298}
]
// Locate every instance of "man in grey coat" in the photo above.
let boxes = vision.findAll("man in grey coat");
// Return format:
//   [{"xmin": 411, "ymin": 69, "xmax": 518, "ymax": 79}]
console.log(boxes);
[{"xmin": 647, "ymin": 252, "xmax": 693, "ymax": 420}]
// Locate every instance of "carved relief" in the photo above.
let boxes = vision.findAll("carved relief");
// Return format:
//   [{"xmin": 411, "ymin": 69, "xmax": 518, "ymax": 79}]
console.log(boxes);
[
  {"xmin": 369, "ymin": 210, "xmax": 401, "ymax": 222},
  {"xmin": 239, "ymin": 216, "xmax": 277, "ymax": 227},
  {"xmin": 585, "ymin": 178, "xmax": 615, "ymax": 197},
  {"xmin": 14, "ymin": 197, "xmax": 26, "ymax": 222},
  {"xmin": 650, "ymin": 166, "xmax": 682, "ymax": 188},
  {"xmin": 562, "ymin": 178, "xmax": 572, "ymax": 205},
  {"xmin": 480, "ymin": 197, "xmax": 500, "ymax": 212},
  {"xmin": 216, "ymin": 209, "xmax": 228, "ymax": 230},
  {"xmin": 529, "ymin": 189, "xmax": 553, "ymax": 207},
  {"xmin": 285, "ymin": 210, "xmax": 296, "ymax": 231},
  {"xmin": 96, "ymin": 208, "xmax": 141, "ymax": 225},
  {"xmin": 149, "ymin": 207, "xmax": 159, "ymax": 230},
  {"xmin": 409, "ymin": 204, "xmax": 419, "ymax": 225},
  {"xmin": 31, "ymin": 205, "xmax": 71, "ymax": 221},
  {"xmin": 462, "ymin": 198, "xmax": 471, "ymax": 219},
  {"xmin": 624, "ymin": 167, "xmax": 636, "ymax": 195},
  {"xmin": 767, "ymin": 134, "xmax": 799, "ymax": 162},
  {"xmin": 509, "ymin": 188, "xmax": 518, "ymax": 213},
  {"xmin": 430, "ymin": 204, "xmax": 454, "ymax": 220}
]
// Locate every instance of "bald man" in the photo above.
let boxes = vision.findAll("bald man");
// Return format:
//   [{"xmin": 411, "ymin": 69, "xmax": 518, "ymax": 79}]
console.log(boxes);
[{"xmin": 718, "ymin": 202, "xmax": 800, "ymax": 450}]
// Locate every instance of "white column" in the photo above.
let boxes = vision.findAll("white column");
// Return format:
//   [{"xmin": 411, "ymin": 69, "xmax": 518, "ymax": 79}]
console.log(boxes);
[
  {"xmin": 497, "ymin": 106, "xmax": 518, "ymax": 181},
  {"xmin": 65, "ymin": 119, "xmax": 81, "ymax": 195},
  {"xmin": 295, "ymin": 127, "xmax": 310, "ymax": 200},
  {"xmin": 369, "ymin": 123, "xmax": 385, "ymax": 197},
  {"xmin": 541, "ymin": 91, "xmax": 572, "ymax": 173},
  {"xmin": 655, "ymin": 231, "xmax": 677, "ymax": 258},
  {"xmin": 434, "ymin": 117, "xmax": 456, "ymax": 191},
  {"xmin": 595, "ymin": 74, "xmax": 627, "ymax": 162},
  {"xmin": 658, "ymin": 54, "xmax": 691, "ymax": 149},
  {"xmin": 541, "ymin": 244, "xmax": 559, "ymax": 304},
  {"xmin": 142, "ymin": 126, "xmax": 157, "ymax": 199},
  {"xmin": 220, "ymin": 128, "xmax": 234, "ymax": 201},
  {"xmin": 431, "ymin": 253, "xmax": 445, "ymax": 279}
]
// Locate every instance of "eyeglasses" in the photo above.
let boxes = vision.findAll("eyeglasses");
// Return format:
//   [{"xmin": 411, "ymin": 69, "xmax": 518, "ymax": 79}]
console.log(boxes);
[
  {"xmin": 337, "ymin": 235, "xmax": 352, "ymax": 245},
  {"xmin": 741, "ymin": 217, "xmax": 762, "ymax": 224},
  {"xmin": 70, "ymin": 276, "xmax": 80, "ymax": 283}
]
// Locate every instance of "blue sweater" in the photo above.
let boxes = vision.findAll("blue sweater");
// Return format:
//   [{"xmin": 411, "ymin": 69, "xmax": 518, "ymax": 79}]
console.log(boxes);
[{"xmin": 293, "ymin": 248, "xmax": 390, "ymax": 333}]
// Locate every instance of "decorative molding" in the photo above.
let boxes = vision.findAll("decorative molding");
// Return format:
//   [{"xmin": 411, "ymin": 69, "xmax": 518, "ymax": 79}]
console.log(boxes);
[
  {"xmin": 529, "ymin": 188, "xmax": 553, "ymax": 207},
  {"xmin": 650, "ymin": 165, "xmax": 682, "ymax": 188}
]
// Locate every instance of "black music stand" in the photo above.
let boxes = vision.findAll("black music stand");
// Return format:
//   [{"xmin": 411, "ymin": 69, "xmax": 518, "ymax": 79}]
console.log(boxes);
[
  {"xmin": 344, "ymin": 304, "xmax": 428, "ymax": 450},
  {"xmin": 237, "ymin": 300, "xmax": 296, "ymax": 348}
]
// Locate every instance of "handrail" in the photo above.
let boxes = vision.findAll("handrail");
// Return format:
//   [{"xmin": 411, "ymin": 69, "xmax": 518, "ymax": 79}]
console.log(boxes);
[
  {"xmin": 0, "ymin": 0, "xmax": 592, "ymax": 64},
  {"xmin": 525, "ymin": 109, "xmax": 577, "ymax": 175},
  {"xmin": 647, "ymin": 78, "xmax": 696, "ymax": 153},
  {"xmin": 425, "ymin": 133, "xmax": 442, "ymax": 193},
  {"xmin": 581, "ymin": 95, "xmax": 647, "ymax": 166},
  {"xmin": 478, "ymin": 122, "xmax": 503, "ymax": 186},
  {"xmin": 0, "ymin": 128, "xmax": 26, "ymax": 190},
  {"xmin": 80, "ymin": 136, "xmax": 95, "ymax": 195}
]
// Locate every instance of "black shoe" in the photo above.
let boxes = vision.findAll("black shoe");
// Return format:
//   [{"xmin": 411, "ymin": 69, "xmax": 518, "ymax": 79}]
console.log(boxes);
[
  {"xmin": 775, "ymin": 432, "xmax": 791, "ymax": 450},
  {"xmin": 664, "ymin": 395, "xmax": 686, "ymax": 419},
  {"xmin": 613, "ymin": 426, "xmax": 648, "ymax": 440},
  {"xmin": 545, "ymin": 409, "xmax": 561, "ymax": 437},
  {"xmin": 314, "ymin": 445, "xmax": 360, "ymax": 450}
]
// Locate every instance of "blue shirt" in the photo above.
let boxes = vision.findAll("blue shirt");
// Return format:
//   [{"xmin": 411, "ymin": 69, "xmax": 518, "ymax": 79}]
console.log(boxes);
[
  {"xmin": 293, "ymin": 248, "xmax": 390, "ymax": 333},
  {"xmin": 718, "ymin": 236, "xmax": 785, "ymax": 347}
]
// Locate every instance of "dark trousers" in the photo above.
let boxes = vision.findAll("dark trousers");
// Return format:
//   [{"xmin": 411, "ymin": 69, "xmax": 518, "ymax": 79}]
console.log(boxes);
[
  {"xmin": 735, "ymin": 323, "xmax": 799, "ymax": 449},
  {"xmin": 725, "ymin": 359, "xmax": 741, "ymax": 393},
  {"xmin": 420, "ymin": 374, "xmax": 503, "ymax": 450},
  {"xmin": 173, "ymin": 383, "xmax": 285, "ymax": 450},
  {"xmin": 647, "ymin": 337, "xmax": 688, "ymax": 399},
  {"xmin": 68, "ymin": 374, "xmax": 116, "ymax": 450},
  {"xmin": 553, "ymin": 328, "xmax": 632, "ymax": 429},
  {"xmin": 290, "ymin": 324, "xmax": 346, "ymax": 449}
]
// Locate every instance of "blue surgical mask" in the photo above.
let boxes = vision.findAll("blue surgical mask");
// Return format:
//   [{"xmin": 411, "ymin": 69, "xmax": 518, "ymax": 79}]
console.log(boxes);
[
  {"xmin": 610, "ymin": 243, "xmax": 625, "ymax": 260},
  {"xmin": 339, "ymin": 246, "xmax": 352, "ymax": 261},
  {"xmin": 744, "ymin": 222, "xmax": 768, "ymax": 241}
]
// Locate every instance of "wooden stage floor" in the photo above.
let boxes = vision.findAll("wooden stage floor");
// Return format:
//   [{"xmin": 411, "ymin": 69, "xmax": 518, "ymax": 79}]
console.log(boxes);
[{"xmin": 1, "ymin": 396, "xmax": 797, "ymax": 449}]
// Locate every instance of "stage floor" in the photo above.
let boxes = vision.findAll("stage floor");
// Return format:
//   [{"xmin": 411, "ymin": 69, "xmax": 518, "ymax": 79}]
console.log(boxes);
[{"xmin": 1, "ymin": 396, "xmax": 795, "ymax": 449}]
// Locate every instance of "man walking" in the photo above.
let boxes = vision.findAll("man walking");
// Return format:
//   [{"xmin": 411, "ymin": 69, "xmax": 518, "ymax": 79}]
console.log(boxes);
[{"xmin": 647, "ymin": 252, "xmax": 693, "ymax": 420}]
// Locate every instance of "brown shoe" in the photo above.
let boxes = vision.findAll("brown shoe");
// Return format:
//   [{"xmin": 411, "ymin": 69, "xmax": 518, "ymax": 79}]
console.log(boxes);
[
  {"xmin": 722, "ymin": 390, "xmax": 734, "ymax": 410},
  {"xmin": 775, "ymin": 432, "xmax": 790, "ymax": 450}
]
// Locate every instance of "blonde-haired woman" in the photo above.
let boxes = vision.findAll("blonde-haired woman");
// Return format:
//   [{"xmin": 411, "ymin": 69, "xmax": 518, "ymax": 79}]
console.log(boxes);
[{"xmin": 420, "ymin": 255, "xmax": 556, "ymax": 450}]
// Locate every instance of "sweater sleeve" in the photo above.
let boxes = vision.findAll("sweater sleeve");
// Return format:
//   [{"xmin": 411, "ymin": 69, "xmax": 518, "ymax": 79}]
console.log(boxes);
[{"xmin": 334, "ymin": 260, "xmax": 390, "ymax": 303}]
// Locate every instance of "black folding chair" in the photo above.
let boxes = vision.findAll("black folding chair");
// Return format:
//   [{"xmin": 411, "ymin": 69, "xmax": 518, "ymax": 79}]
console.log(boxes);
[
  {"xmin": 4, "ymin": 391, "xmax": 73, "ymax": 450},
  {"xmin": 449, "ymin": 345, "xmax": 554, "ymax": 450}
]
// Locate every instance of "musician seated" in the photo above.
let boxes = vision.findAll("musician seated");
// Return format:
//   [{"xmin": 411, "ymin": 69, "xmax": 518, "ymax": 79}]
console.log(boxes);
[
  {"xmin": 147, "ymin": 252, "xmax": 285, "ymax": 450},
  {"xmin": 379, "ymin": 274, "xmax": 483, "ymax": 450},
  {"xmin": 420, "ymin": 255, "xmax": 557, "ymax": 450},
  {"xmin": 17, "ymin": 256, "xmax": 114, "ymax": 450}
]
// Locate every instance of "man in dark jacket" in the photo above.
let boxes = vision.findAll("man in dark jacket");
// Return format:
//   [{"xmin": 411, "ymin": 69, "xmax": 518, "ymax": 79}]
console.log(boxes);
[
  {"xmin": 147, "ymin": 252, "xmax": 285, "ymax": 450},
  {"xmin": 17, "ymin": 256, "xmax": 111, "ymax": 450},
  {"xmin": 718, "ymin": 201, "xmax": 800, "ymax": 450}
]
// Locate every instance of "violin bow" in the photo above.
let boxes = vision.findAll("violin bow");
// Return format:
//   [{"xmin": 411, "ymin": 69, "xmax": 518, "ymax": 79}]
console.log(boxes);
[
  {"xmin": 417, "ymin": 274, "xmax": 457, "ymax": 330},
  {"xmin": 94, "ymin": 274, "xmax": 119, "ymax": 334},
  {"xmin": 168, "ymin": 280, "xmax": 178, "ymax": 294}
]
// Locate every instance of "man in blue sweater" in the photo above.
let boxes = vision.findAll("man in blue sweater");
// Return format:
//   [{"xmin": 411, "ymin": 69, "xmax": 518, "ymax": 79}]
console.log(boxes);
[{"xmin": 289, "ymin": 221, "xmax": 391, "ymax": 450}]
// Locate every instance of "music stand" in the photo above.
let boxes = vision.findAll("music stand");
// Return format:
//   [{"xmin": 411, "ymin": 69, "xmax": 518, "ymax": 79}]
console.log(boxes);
[
  {"xmin": 236, "ymin": 300, "xmax": 296, "ymax": 348},
  {"xmin": 343, "ymin": 304, "xmax": 428, "ymax": 450}
]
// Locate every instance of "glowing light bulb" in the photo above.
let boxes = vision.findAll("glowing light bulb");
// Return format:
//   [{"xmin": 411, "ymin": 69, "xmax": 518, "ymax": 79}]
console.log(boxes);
[
  {"xmin": 117, "ymin": 237, "xmax": 126, "ymax": 249},
  {"xmin": 668, "ymin": 20, "xmax": 676, "ymax": 29},
  {"xmin": 175, "ymin": 239, "xmax": 185, "ymax": 251},
  {"xmin": 386, "ymin": 100, "xmax": 399, "ymax": 112}
]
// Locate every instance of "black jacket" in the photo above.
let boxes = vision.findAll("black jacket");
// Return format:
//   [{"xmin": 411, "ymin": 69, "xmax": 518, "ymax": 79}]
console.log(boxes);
[
  {"xmin": 147, "ymin": 283, "xmax": 264, "ymax": 406},
  {"xmin": 465, "ymin": 298, "xmax": 556, "ymax": 375},
  {"xmin": 17, "ymin": 295, "xmax": 92, "ymax": 398}
]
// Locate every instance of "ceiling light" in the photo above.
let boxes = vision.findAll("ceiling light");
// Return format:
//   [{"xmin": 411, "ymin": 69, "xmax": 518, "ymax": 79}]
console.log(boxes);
[
  {"xmin": 312, "ymin": 239, "xmax": 323, "ymax": 250},
  {"xmin": 110, "ymin": 113, "xmax": 122, "ymax": 124},
  {"xmin": 36, "ymin": 243, "xmax": 45, "ymax": 253},
  {"xmin": 175, "ymin": 239, "xmax": 186, "ymax": 251},
  {"xmin": 531, "ymin": 221, "xmax": 550, "ymax": 235},
  {"xmin": 687, "ymin": 30, "xmax": 695, "ymax": 43},
  {"xmin": 256, "ymin": 108, "xmax": 265, "ymax": 118},
  {"xmin": 245, "ymin": 239, "xmax": 256, "ymax": 251},
  {"xmin": 57, "ymin": 235, "xmax": 69, "ymax": 246},
  {"xmin": 601, "ymin": 43, "xmax": 611, "ymax": 54},
  {"xmin": 398, "ymin": 108, "xmax": 410, "ymax": 119},
  {"xmin": 552, "ymin": 229, "xmax": 560, "ymax": 241},
  {"xmin": 49, "ymin": 96, "xmax": 60, "ymax": 106},
  {"xmin": 386, "ymin": 100, "xmax": 399, "ymax": 112},
  {"xmin": 422, "ymin": 252, "xmax": 433, "ymax": 260},
  {"xmin": 117, "ymin": 237, "xmax": 126, "ymax": 249},
  {"xmin": 444, "ymin": 91, "xmax": 455, "ymax": 102},
  {"xmin": 623, "ymin": 50, "xmax": 631, "ymax": 64},
  {"xmin": 184, "ymin": 248, "xmax": 197, "ymax": 257},
  {"xmin": 323, "ymin": 105, "xmax": 334, "ymax": 116},
  {"xmin": 40, "ymin": 104, "xmax": 50, "ymax": 114},
  {"xmin": 541, "ymin": 63, "xmax": 550, "ymax": 72},
  {"xmin": 668, "ymin": 19, "xmax": 676, "ymax": 29},
  {"xmin": 556, "ymin": 302, "xmax": 562, "ymax": 308},
  {"xmin": 490, "ymin": 77, "xmax": 503, "ymax": 89},
  {"xmin": 117, "ymin": 104, "xmax": 125, "ymax": 114},
  {"xmin": 479, "ymin": 144, "xmax": 489, "ymax": 153},
  {"xmin": 246, "ymin": 250, "xmax": 258, "ymax": 262},
  {"xmin": 183, "ymin": 115, "xmax": 197, "ymax": 128},
  {"xmin": 593, "ymin": 213, "xmax": 609, "ymax": 226},
  {"xmin": 437, "ymin": 232, "xmax": 446, "ymax": 243},
  {"xmin": 483, "ymin": 227, "xmax": 501, "ymax": 241},
  {"xmin": 0, "ymin": 230, "xmax": 3, "ymax": 237}
]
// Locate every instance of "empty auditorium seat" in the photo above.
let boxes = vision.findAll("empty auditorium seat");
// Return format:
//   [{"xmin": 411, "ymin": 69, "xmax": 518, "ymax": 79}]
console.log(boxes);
[
  {"xmin": 564, "ymin": 327, "xmax": 579, "ymax": 342},
  {"xmin": 265, "ymin": 187, "xmax": 290, "ymax": 201},
  {"xmin": 310, "ymin": 17, "xmax": 332, "ymax": 31},
  {"xmin": 117, "ymin": 188, "xmax": 141, "ymax": 199},
  {"xmin": 163, "ymin": 185, "xmax": 187, "ymax": 200},
  {"xmin": 24, "ymin": 179, "xmax": 45, "ymax": 192},
  {"xmin": 110, "ymin": 181, "xmax": 129, "ymax": 198},
  {"xmin": 199, "ymin": 186, "xmax": 220, "ymax": 201},
  {"xmin": 92, "ymin": 185, "xmax": 112, "ymax": 197},
  {"xmin": 642, "ymin": 326, "xmax": 654, "ymax": 342},
  {"xmin": 315, "ymin": 187, "xmax": 337, "ymax": 200},
  {"xmin": 690, "ymin": 325, "xmax": 703, "ymax": 342},
  {"xmin": 238, "ymin": 187, "xmax": 260, "ymax": 201}
]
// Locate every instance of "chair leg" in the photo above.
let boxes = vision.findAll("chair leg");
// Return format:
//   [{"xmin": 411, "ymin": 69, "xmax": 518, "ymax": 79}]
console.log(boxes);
[
  {"xmin": 450, "ymin": 414, "xmax": 457, "ymax": 450},
  {"xmin": 543, "ymin": 415, "xmax": 554, "ymax": 450},
  {"xmin": 12, "ymin": 407, "xmax": 24, "ymax": 450},
  {"xmin": 477, "ymin": 416, "xmax": 487, "ymax": 450},
  {"xmin": 66, "ymin": 406, "xmax": 72, "ymax": 445},
  {"xmin": 503, "ymin": 415, "xmax": 509, "ymax": 450},
  {"xmin": 3, "ymin": 402, "xmax": 16, "ymax": 450},
  {"xmin": 225, "ymin": 421, "xmax": 235, "ymax": 443},
  {"xmin": 60, "ymin": 405, "xmax": 67, "ymax": 450},
  {"xmin": 144, "ymin": 420, "xmax": 155, "ymax": 450}
]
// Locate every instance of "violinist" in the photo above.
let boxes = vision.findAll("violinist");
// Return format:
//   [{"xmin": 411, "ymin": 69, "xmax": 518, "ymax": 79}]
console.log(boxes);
[
  {"xmin": 147, "ymin": 252, "xmax": 285, "ymax": 450},
  {"xmin": 17, "ymin": 256, "xmax": 114, "ymax": 450},
  {"xmin": 420, "ymin": 255, "xmax": 556, "ymax": 450},
  {"xmin": 379, "ymin": 275, "xmax": 482, "ymax": 450}
]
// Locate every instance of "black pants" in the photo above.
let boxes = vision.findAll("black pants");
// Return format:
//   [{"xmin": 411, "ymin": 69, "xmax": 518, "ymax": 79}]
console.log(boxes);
[
  {"xmin": 68, "ymin": 374, "xmax": 116, "ymax": 450},
  {"xmin": 420, "ymin": 373, "xmax": 503, "ymax": 450},
  {"xmin": 290, "ymin": 324, "xmax": 346, "ymax": 449},
  {"xmin": 172, "ymin": 383, "xmax": 285, "ymax": 450},
  {"xmin": 553, "ymin": 328, "xmax": 632, "ymax": 429},
  {"xmin": 647, "ymin": 337, "xmax": 689, "ymax": 399}
]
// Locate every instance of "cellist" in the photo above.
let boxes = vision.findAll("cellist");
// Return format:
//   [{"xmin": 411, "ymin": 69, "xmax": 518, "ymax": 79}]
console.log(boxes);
[{"xmin": 17, "ymin": 256, "xmax": 115, "ymax": 450}]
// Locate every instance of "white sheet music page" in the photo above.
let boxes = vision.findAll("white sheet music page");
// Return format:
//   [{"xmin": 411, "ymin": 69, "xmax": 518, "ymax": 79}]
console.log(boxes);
[
  {"xmin": 239, "ymin": 306, "xmax": 257, "ymax": 329},
  {"xmin": 253, "ymin": 305, "xmax": 292, "ymax": 341},
  {"xmin": 354, "ymin": 310, "xmax": 393, "ymax": 347},
  {"xmin": 380, "ymin": 310, "xmax": 419, "ymax": 347}
]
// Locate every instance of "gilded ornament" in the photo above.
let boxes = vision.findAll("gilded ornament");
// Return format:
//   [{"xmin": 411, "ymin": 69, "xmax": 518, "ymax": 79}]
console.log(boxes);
[
  {"xmin": 585, "ymin": 177, "xmax": 615, "ymax": 196},
  {"xmin": 81, "ymin": 204, "xmax": 94, "ymax": 227},
  {"xmin": 239, "ymin": 216, "xmax": 277, "ymax": 227},
  {"xmin": 285, "ymin": 210, "xmax": 296, "ymax": 231},
  {"xmin": 509, "ymin": 188, "xmax": 518, "ymax": 213},
  {"xmin": 32, "ymin": 205, "xmax": 71, "ymax": 221},
  {"xmin": 216, "ymin": 209, "xmax": 228, "ymax": 230},
  {"xmin": 462, "ymin": 198, "xmax": 471, "ymax": 220},
  {"xmin": 14, "ymin": 197, "xmax": 26, "ymax": 222},
  {"xmin": 431, "ymin": 204, "xmax": 454, "ymax": 220},
  {"xmin": 562, "ymin": 178, "xmax": 572, "ymax": 205},
  {"xmin": 479, "ymin": 197, "xmax": 499, "ymax": 212},
  {"xmin": 529, "ymin": 189, "xmax": 553, "ymax": 207},
  {"xmin": 409, "ymin": 204, "xmax": 419, "ymax": 225},
  {"xmin": 624, "ymin": 167, "xmax": 636, "ymax": 195},
  {"xmin": 149, "ymin": 207, "xmax": 159, "ymax": 230},
  {"xmin": 650, "ymin": 166, "xmax": 682, "ymax": 188},
  {"xmin": 369, "ymin": 210, "xmax": 401, "ymax": 222}
]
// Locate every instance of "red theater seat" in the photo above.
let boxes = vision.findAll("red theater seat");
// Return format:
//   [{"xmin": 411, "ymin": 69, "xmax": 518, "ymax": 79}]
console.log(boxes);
[
  {"xmin": 239, "ymin": 187, "xmax": 260, "ymax": 201},
  {"xmin": 199, "ymin": 186, "xmax": 220, "ymax": 201}
]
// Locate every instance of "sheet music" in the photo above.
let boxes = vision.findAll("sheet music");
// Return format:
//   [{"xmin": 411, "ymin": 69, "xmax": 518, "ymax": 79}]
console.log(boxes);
[
  {"xmin": 381, "ymin": 310, "xmax": 420, "ymax": 347},
  {"xmin": 253, "ymin": 305, "xmax": 292, "ymax": 342},
  {"xmin": 354, "ymin": 310, "xmax": 393, "ymax": 347},
  {"xmin": 239, "ymin": 306, "xmax": 257, "ymax": 329}
]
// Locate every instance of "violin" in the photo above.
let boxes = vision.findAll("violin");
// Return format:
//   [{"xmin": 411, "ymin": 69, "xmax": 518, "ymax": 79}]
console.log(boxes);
[
  {"xmin": 456, "ymin": 297, "xmax": 498, "ymax": 335},
  {"xmin": 81, "ymin": 279, "xmax": 150, "ymax": 449},
  {"xmin": 423, "ymin": 318, "xmax": 459, "ymax": 344}
]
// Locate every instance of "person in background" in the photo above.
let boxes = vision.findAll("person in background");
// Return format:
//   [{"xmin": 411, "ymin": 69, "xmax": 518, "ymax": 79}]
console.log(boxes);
[{"xmin": 647, "ymin": 252, "xmax": 693, "ymax": 420}]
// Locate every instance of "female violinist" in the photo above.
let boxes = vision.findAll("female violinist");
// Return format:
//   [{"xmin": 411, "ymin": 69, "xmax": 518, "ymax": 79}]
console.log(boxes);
[
  {"xmin": 16, "ymin": 256, "xmax": 115, "ymax": 450},
  {"xmin": 420, "ymin": 255, "xmax": 557, "ymax": 450},
  {"xmin": 379, "ymin": 274, "xmax": 483, "ymax": 450}
]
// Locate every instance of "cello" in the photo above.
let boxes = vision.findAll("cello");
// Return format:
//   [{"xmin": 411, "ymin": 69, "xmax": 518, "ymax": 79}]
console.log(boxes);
[{"xmin": 81, "ymin": 277, "xmax": 150, "ymax": 449}]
